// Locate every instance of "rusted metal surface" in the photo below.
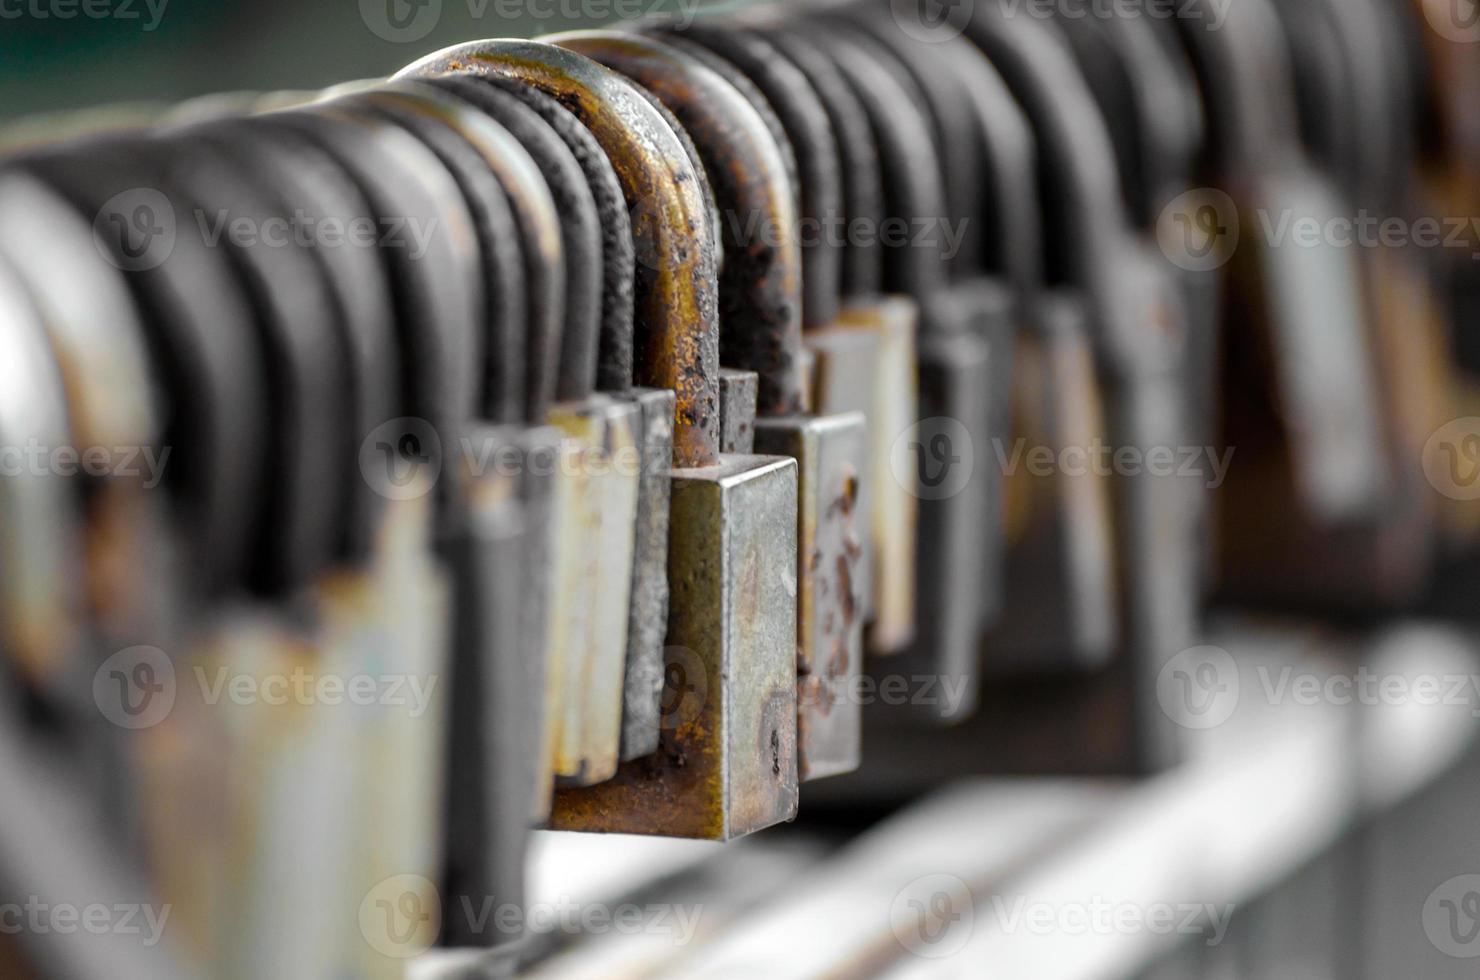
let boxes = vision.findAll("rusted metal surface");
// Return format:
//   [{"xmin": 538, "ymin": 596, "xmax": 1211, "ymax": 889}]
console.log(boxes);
[
  {"xmin": 718, "ymin": 367, "xmax": 758, "ymax": 455},
  {"xmin": 549, "ymin": 455, "xmax": 799, "ymax": 840},
  {"xmin": 550, "ymin": 31, "xmax": 806, "ymax": 420},
  {"xmin": 398, "ymin": 40, "xmax": 721, "ymax": 467},
  {"xmin": 658, "ymin": 23, "xmax": 844, "ymax": 330}
]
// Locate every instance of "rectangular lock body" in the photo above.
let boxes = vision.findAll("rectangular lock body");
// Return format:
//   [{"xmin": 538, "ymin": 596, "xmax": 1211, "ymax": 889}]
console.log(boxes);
[
  {"xmin": 718, "ymin": 367, "xmax": 759, "ymax": 454},
  {"xmin": 804, "ymin": 324, "xmax": 881, "ymax": 625},
  {"xmin": 549, "ymin": 455, "xmax": 800, "ymax": 840},
  {"xmin": 755, "ymin": 412, "xmax": 869, "ymax": 781},
  {"xmin": 836, "ymin": 298, "xmax": 919, "ymax": 654},
  {"xmin": 514, "ymin": 426, "xmax": 561, "ymax": 821},
  {"xmin": 441, "ymin": 425, "xmax": 538, "ymax": 950},
  {"xmin": 618, "ymin": 386, "xmax": 676, "ymax": 762},
  {"xmin": 547, "ymin": 397, "xmax": 639, "ymax": 787}
]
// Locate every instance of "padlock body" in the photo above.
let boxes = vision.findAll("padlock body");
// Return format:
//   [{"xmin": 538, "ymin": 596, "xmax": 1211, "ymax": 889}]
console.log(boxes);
[{"xmin": 549, "ymin": 455, "xmax": 799, "ymax": 840}]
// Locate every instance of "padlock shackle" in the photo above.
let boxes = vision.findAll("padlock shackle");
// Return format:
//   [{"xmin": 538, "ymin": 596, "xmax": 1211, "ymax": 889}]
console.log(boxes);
[
  {"xmin": 399, "ymin": 40, "xmax": 722, "ymax": 467},
  {"xmin": 550, "ymin": 31, "xmax": 807, "ymax": 420},
  {"xmin": 794, "ymin": 18, "xmax": 951, "ymax": 308},
  {"xmin": 655, "ymin": 23, "xmax": 847, "ymax": 332},
  {"xmin": 748, "ymin": 24, "xmax": 885, "ymax": 302},
  {"xmin": 846, "ymin": 7, "xmax": 1042, "ymax": 300},
  {"xmin": 338, "ymin": 81, "xmax": 534, "ymax": 425}
]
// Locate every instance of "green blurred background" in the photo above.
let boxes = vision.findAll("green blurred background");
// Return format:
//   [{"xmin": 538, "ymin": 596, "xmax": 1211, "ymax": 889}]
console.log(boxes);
[{"xmin": 0, "ymin": 0, "xmax": 751, "ymax": 122}]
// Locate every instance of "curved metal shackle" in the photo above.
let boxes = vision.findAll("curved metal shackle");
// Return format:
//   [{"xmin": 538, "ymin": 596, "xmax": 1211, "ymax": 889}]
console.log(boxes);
[
  {"xmin": 547, "ymin": 30, "xmax": 806, "ymax": 419},
  {"xmin": 649, "ymin": 22, "xmax": 846, "ymax": 332},
  {"xmin": 792, "ymin": 16, "xmax": 951, "ymax": 309},
  {"xmin": 398, "ymin": 39, "xmax": 721, "ymax": 468}
]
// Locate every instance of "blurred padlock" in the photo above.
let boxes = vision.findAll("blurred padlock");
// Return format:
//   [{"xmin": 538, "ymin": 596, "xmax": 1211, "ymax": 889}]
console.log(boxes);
[{"xmin": 400, "ymin": 38, "xmax": 803, "ymax": 840}]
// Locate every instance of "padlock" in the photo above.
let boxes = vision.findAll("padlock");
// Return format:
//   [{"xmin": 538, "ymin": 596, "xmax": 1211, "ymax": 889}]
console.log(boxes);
[
  {"xmin": 551, "ymin": 31, "xmax": 869, "ymax": 782},
  {"xmin": 247, "ymin": 107, "xmax": 483, "ymax": 975},
  {"xmin": 400, "ymin": 38, "xmax": 803, "ymax": 840},
  {"xmin": 736, "ymin": 21, "xmax": 920, "ymax": 657},
  {"xmin": 781, "ymin": 18, "xmax": 994, "ymax": 720},
  {"xmin": 436, "ymin": 72, "xmax": 680, "ymax": 765},
  {"xmin": 1263, "ymin": 0, "xmax": 1449, "ymax": 595},
  {"xmin": 7, "ymin": 130, "xmax": 291, "ymax": 891},
  {"xmin": 1166, "ymin": 0, "xmax": 1411, "ymax": 609}
]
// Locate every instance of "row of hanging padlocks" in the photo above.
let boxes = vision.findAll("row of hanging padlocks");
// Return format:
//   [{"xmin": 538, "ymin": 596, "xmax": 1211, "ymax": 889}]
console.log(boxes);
[{"xmin": 0, "ymin": 0, "xmax": 1476, "ymax": 975}]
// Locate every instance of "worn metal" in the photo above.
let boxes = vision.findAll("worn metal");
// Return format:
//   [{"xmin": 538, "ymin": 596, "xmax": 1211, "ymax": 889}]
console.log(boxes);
[
  {"xmin": 398, "ymin": 40, "xmax": 722, "ymax": 468},
  {"xmin": 718, "ymin": 367, "xmax": 758, "ymax": 454},
  {"xmin": 456, "ymin": 74, "xmax": 676, "ymax": 764},
  {"xmin": 551, "ymin": 454, "xmax": 799, "ymax": 840},
  {"xmin": 748, "ymin": 22, "xmax": 918, "ymax": 655},
  {"xmin": 556, "ymin": 32, "xmax": 868, "ymax": 780}
]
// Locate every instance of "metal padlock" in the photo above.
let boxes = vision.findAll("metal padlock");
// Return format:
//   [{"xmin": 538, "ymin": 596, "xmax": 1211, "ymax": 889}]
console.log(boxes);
[
  {"xmin": 1166, "ymin": 0, "xmax": 1401, "ymax": 608},
  {"xmin": 6, "ymin": 137, "xmax": 277, "ymax": 970},
  {"xmin": 250, "ymin": 107, "xmax": 483, "ymax": 975},
  {"xmin": 554, "ymin": 31, "xmax": 868, "ymax": 781},
  {"xmin": 400, "ymin": 38, "xmax": 802, "ymax": 840},
  {"xmin": 786, "ymin": 18, "xmax": 994, "ymax": 718},
  {"xmin": 436, "ymin": 73, "xmax": 680, "ymax": 765},
  {"xmin": 739, "ymin": 20, "xmax": 920, "ymax": 657}
]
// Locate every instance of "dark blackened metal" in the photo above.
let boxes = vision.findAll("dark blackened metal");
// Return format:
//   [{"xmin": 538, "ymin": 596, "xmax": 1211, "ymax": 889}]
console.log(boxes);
[
  {"xmin": 551, "ymin": 31, "xmax": 805, "ymax": 419},
  {"xmin": 330, "ymin": 85, "xmax": 528, "ymax": 426},
  {"xmin": 418, "ymin": 76, "xmax": 598, "ymax": 409},
  {"xmin": 399, "ymin": 40, "xmax": 722, "ymax": 468},
  {"xmin": 190, "ymin": 119, "xmax": 401, "ymax": 562},
  {"xmin": 8, "ymin": 140, "xmax": 269, "ymax": 599},
  {"xmin": 752, "ymin": 25, "xmax": 884, "ymax": 300},
  {"xmin": 476, "ymin": 75, "xmax": 636, "ymax": 396}
]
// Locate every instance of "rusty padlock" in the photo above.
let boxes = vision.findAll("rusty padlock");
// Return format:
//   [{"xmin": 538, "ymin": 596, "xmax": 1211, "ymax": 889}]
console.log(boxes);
[
  {"xmin": 552, "ymin": 31, "xmax": 869, "ymax": 781},
  {"xmin": 400, "ymin": 38, "xmax": 803, "ymax": 840}
]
